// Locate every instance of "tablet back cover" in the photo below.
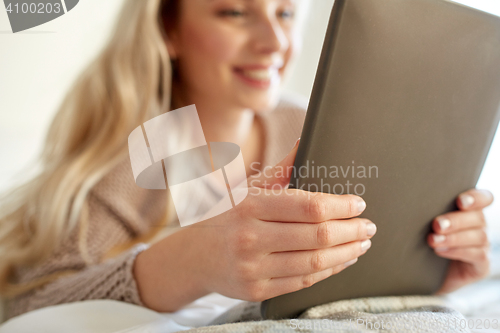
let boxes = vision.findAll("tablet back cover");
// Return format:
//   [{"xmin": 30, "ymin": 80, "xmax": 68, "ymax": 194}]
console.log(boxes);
[{"xmin": 262, "ymin": 0, "xmax": 500, "ymax": 319}]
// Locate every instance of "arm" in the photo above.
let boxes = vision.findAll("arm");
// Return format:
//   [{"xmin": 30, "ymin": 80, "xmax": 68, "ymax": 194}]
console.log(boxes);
[{"xmin": 5, "ymin": 190, "xmax": 156, "ymax": 320}]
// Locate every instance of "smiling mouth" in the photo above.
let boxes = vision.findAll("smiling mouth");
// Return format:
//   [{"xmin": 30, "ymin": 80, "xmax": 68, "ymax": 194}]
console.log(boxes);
[
  {"xmin": 236, "ymin": 68, "xmax": 276, "ymax": 80},
  {"xmin": 233, "ymin": 67, "xmax": 280, "ymax": 88}
]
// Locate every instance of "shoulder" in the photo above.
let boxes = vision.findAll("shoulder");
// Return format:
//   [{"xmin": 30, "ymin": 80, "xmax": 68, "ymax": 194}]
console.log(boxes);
[
  {"xmin": 265, "ymin": 93, "xmax": 308, "ymax": 134},
  {"xmin": 270, "ymin": 93, "xmax": 308, "ymax": 121}
]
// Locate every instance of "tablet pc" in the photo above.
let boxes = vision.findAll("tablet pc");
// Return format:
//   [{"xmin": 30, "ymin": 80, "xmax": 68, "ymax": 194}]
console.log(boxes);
[{"xmin": 261, "ymin": 0, "xmax": 500, "ymax": 319}]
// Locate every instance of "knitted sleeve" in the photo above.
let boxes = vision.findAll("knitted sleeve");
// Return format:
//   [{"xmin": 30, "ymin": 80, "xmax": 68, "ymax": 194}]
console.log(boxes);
[{"xmin": 5, "ymin": 243, "xmax": 150, "ymax": 320}]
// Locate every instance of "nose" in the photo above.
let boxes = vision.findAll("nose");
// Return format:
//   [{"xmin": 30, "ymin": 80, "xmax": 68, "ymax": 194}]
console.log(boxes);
[{"xmin": 253, "ymin": 15, "xmax": 290, "ymax": 56}]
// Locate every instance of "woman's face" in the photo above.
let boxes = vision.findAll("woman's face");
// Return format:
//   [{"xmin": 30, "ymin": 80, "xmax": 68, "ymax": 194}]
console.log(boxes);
[{"xmin": 165, "ymin": 0, "xmax": 302, "ymax": 113}]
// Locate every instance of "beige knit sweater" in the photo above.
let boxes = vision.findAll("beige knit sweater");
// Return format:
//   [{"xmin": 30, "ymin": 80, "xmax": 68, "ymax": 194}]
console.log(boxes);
[{"xmin": 5, "ymin": 96, "xmax": 307, "ymax": 320}]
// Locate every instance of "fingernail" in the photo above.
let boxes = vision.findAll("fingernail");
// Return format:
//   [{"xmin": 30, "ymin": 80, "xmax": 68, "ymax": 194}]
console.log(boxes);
[
  {"xmin": 344, "ymin": 258, "xmax": 358, "ymax": 267},
  {"xmin": 358, "ymin": 199, "xmax": 366, "ymax": 214},
  {"xmin": 433, "ymin": 234, "xmax": 446, "ymax": 244},
  {"xmin": 294, "ymin": 138, "xmax": 301, "ymax": 147},
  {"xmin": 479, "ymin": 189, "xmax": 494, "ymax": 201},
  {"xmin": 437, "ymin": 217, "xmax": 451, "ymax": 231},
  {"xmin": 366, "ymin": 222, "xmax": 377, "ymax": 236},
  {"xmin": 435, "ymin": 247, "xmax": 448, "ymax": 252},
  {"xmin": 361, "ymin": 239, "xmax": 371, "ymax": 251},
  {"xmin": 459, "ymin": 194, "xmax": 475, "ymax": 208}
]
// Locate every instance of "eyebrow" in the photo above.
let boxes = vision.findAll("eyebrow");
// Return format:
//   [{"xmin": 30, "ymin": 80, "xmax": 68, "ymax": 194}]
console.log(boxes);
[
  {"xmin": 208, "ymin": 0, "xmax": 295, "ymax": 3},
  {"xmin": 207, "ymin": 0, "xmax": 297, "ymax": 6},
  {"xmin": 208, "ymin": 0, "xmax": 258, "ymax": 3}
]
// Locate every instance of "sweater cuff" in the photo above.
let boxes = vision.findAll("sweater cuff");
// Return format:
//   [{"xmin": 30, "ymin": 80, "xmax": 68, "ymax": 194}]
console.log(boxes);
[{"xmin": 120, "ymin": 243, "xmax": 151, "ymax": 307}]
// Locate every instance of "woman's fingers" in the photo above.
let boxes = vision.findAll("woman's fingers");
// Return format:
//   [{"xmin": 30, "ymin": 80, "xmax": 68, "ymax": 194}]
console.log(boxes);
[
  {"xmin": 260, "ymin": 239, "xmax": 371, "ymax": 278},
  {"xmin": 260, "ymin": 264, "xmax": 348, "ymax": 301},
  {"xmin": 432, "ymin": 210, "xmax": 486, "ymax": 234},
  {"xmin": 456, "ymin": 189, "xmax": 494, "ymax": 211},
  {"xmin": 245, "ymin": 187, "xmax": 366, "ymax": 222},
  {"xmin": 249, "ymin": 259, "xmax": 358, "ymax": 302},
  {"xmin": 256, "ymin": 218, "xmax": 376, "ymax": 252},
  {"xmin": 432, "ymin": 246, "xmax": 490, "ymax": 265},
  {"xmin": 428, "ymin": 228, "xmax": 489, "ymax": 250}
]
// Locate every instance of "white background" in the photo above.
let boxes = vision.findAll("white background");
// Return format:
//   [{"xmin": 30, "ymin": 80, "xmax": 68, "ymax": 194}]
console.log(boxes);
[{"xmin": 0, "ymin": 0, "xmax": 500, "ymax": 236}]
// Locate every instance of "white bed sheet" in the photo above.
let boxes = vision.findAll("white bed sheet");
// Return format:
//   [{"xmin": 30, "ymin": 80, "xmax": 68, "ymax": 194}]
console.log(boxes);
[{"xmin": 0, "ymin": 292, "xmax": 244, "ymax": 333}]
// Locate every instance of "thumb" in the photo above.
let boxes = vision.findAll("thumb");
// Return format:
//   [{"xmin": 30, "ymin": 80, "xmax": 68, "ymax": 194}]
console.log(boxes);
[{"xmin": 248, "ymin": 138, "xmax": 300, "ymax": 189}]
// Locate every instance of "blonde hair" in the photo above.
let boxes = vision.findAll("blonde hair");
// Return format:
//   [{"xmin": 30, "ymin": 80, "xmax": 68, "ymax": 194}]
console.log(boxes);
[{"xmin": 0, "ymin": 0, "xmax": 176, "ymax": 296}]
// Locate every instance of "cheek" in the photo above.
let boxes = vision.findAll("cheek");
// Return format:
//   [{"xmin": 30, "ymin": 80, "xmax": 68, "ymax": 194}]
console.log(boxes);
[
  {"xmin": 283, "ymin": 31, "xmax": 301, "ymax": 71},
  {"xmin": 181, "ymin": 22, "xmax": 243, "ymax": 65},
  {"xmin": 291, "ymin": 31, "xmax": 302, "ymax": 57}
]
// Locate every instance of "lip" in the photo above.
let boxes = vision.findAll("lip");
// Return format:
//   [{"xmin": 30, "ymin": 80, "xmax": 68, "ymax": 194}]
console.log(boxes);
[
  {"xmin": 233, "ymin": 64, "xmax": 282, "ymax": 89},
  {"xmin": 235, "ymin": 63, "xmax": 283, "ymax": 70}
]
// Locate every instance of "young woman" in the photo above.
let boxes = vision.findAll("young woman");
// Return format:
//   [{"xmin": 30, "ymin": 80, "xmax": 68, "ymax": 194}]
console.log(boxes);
[{"xmin": 0, "ymin": 0, "xmax": 492, "ymax": 321}]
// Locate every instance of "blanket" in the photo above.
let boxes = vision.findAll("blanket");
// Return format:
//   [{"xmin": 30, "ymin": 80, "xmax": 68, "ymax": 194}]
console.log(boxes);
[{"xmin": 185, "ymin": 296, "xmax": 470, "ymax": 332}]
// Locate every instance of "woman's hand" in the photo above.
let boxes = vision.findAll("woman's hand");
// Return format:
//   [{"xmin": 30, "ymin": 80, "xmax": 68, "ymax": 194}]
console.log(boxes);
[
  {"xmin": 428, "ymin": 189, "xmax": 493, "ymax": 295},
  {"xmin": 134, "ymin": 140, "xmax": 376, "ymax": 312}
]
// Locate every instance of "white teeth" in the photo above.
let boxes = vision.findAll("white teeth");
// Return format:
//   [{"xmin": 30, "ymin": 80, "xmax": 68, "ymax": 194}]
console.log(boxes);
[{"xmin": 240, "ymin": 69, "xmax": 277, "ymax": 81}]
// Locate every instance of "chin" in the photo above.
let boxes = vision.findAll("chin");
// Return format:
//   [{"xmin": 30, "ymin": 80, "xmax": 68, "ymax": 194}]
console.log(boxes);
[{"xmin": 239, "ymin": 90, "xmax": 281, "ymax": 113}]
